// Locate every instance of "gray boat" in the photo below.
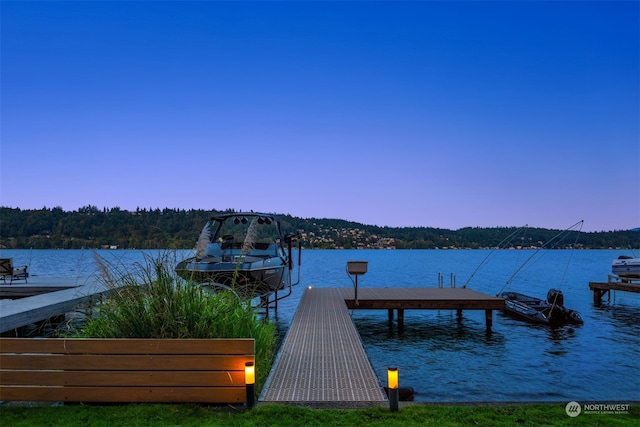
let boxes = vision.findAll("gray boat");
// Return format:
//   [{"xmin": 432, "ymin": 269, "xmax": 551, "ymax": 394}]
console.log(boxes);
[
  {"xmin": 499, "ymin": 289, "xmax": 583, "ymax": 326},
  {"xmin": 175, "ymin": 212, "xmax": 300, "ymax": 300},
  {"xmin": 496, "ymin": 220, "xmax": 585, "ymax": 327}
]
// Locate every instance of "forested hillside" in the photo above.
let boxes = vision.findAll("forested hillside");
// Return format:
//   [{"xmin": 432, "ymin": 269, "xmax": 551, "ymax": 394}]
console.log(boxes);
[{"xmin": 0, "ymin": 206, "xmax": 637, "ymax": 250}]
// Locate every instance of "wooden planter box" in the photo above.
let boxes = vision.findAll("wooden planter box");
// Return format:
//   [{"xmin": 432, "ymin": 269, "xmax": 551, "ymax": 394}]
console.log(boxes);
[{"xmin": 0, "ymin": 338, "xmax": 254, "ymax": 404}]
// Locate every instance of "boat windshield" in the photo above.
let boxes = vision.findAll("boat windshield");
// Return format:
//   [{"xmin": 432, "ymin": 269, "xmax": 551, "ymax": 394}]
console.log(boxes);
[{"xmin": 211, "ymin": 215, "xmax": 282, "ymax": 250}]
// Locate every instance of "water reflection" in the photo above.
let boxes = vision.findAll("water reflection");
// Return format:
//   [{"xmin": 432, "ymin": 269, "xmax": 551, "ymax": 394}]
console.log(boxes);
[
  {"xmin": 352, "ymin": 311, "xmax": 505, "ymax": 352},
  {"xmin": 593, "ymin": 303, "xmax": 640, "ymax": 331}
]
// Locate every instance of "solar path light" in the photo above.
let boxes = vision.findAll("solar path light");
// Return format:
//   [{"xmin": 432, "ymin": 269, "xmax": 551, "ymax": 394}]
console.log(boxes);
[
  {"xmin": 388, "ymin": 367, "xmax": 399, "ymax": 412},
  {"xmin": 245, "ymin": 362, "xmax": 255, "ymax": 409}
]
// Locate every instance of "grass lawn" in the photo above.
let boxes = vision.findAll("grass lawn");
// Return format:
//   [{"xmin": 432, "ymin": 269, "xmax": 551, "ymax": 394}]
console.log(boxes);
[{"xmin": 1, "ymin": 403, "xmax": 637, "ymax": 427}]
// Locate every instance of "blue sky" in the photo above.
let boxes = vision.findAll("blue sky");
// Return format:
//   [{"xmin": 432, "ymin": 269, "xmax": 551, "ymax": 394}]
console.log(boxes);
[{"xmin": 1, "ymin": 1, "xmax": 638, "ymax": 232}]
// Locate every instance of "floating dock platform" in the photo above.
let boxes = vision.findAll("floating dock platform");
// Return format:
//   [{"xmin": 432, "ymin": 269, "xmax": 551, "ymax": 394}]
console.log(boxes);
[
  {"xmin": 589, "ymin": 276, "xmax": 640, "ymax": 305},
  {"xmin": 0, "ymin": 278, "xmax": 109, "ymax": 334},
  {"xmin": 0, "ymin": 282, "xmax": 76, "ymax": 299},
  {"xmin": 346, "ymin": 287, "xmax": 505, "ymax": 330},
  {"xmin": 260, "ymin": 286, "xmax": 504, "ymax": 406}
]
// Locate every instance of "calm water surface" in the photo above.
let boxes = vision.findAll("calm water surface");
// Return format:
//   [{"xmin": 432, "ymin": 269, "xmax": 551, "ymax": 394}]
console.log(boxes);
[{"xmin": 3, "ymin": 248, "xmax": 639, "ymax": 402}]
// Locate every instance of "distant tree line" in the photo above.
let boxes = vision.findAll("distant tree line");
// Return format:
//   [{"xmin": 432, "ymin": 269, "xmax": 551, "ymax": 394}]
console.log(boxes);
[{"xmin": 0, "ymin": 206, "xmax": 638, "ymax": 250}]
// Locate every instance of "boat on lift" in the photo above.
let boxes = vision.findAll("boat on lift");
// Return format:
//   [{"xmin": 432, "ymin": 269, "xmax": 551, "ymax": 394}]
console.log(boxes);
[
  {"xmin": 611, "ymin": 255, "xmax": 640, "ymax": 279},
  {"xmin": 175, "ymin": 212, "xmax": 301, "ymax": 300}
]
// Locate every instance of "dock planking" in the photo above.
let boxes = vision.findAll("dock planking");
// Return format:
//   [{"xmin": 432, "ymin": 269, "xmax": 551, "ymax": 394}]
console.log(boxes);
[
  {"xmin": 260, "ymin": 286, "xmax": 504, "ymax": 406},
  {"xmin": 0, "ymin": 286, "xmax": 76, "ymax": 299},
  {"xmin": 0, "ymin": 278, "xmax": 111, "ymax": 334},
  {"xmin": 261, "ymin": 287, "xmax": 387, "ymax": 405},
  {"xmin": 345, "ymin": 287, "xmax": 505, "ymax": 330},
  {"xmin": 345, "ymin": 287, "xmax": 505, "ymax": 309},
  {"xmin": 589, "ymin": 278, "xmax": 640, "ymax": 305}
]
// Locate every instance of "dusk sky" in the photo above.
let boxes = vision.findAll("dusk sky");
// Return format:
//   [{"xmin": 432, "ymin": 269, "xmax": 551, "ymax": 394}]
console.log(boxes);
[{"xmin": 1, "ymin": 1, "xmax": 638, "ymax": 232}]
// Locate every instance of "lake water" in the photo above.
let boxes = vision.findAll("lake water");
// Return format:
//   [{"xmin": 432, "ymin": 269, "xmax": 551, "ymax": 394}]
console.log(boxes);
[{"xmin": 3, "ymin": 248, "xmax": 639, "ymax": 403}]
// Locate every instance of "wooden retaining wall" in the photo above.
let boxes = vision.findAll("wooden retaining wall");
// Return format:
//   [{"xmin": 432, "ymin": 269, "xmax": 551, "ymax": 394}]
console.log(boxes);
[{"xmin": 0, "ymin": 338, "xmax": 254, "ymax": 404}]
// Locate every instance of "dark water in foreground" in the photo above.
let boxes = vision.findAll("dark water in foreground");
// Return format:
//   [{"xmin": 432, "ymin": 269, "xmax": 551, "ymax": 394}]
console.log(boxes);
[{"xmin": 3, "ymin": 248, "xmax": 639, "ymax": 402}]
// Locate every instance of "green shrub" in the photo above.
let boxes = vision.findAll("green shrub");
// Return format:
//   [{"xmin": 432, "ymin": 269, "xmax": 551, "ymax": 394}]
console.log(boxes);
[{"xmin": 75, "ymin": 251, "xmax": 277, "ymax": 391}]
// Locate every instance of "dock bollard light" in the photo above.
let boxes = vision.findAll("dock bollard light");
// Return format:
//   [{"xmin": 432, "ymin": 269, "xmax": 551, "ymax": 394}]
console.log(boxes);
[
  {"xmin": 388, "ymin": 367, "xmax": 399, "ymax": 412},
  {"xmin": 245, "ymin": 362, "xmax": 255, "ymax": 409}
]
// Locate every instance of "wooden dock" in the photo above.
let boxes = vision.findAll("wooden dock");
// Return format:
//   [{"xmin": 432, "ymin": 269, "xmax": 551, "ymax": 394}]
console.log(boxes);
[
  {"xmin": 260, "ymin": 287, "xmax": 504, "ymax": 406},
  {"xmin": 0, "ymin": 278, "xmax": 109, "ymax": 334},
  {"xmin": 589, "ymin": 276, "xmax": 640, "ymax": 305},
  {"xmin": 0, "ymin": 283, "xmax": 76, "ymax": 299},
  {"xmin": 1, "ymin": 280, "xmax": 506, "ymax": 405},
  {"xmin": 345, "ymin": 287, "xmax": 505, "ymax": 330}
]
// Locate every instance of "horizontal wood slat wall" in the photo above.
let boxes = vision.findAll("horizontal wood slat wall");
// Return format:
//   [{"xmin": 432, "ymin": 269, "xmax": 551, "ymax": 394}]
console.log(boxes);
[
  {"xmin": 1, "ymin": 370, "xmax": 246, "ymax": 387},
  {"xmin": 0, "ymin": 338, "xmax": 254, "ymax": 355},
  {"xmin": 1, "ymin": 387, "xmax": 246, "ymax": 403},
  {"xmin": 0, "ymin": 338, "xmax": 254, "ymax": 404},
  {"xmin": 1, "ymin": 354, "xmax": 248, "ymax": 371}
]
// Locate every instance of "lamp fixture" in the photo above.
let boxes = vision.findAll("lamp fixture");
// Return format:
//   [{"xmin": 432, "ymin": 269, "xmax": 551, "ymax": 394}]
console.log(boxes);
[
  {"xmin": 245, "ymin": 361, "xmax": 256, "ymax": 408},
  {"xmin": 245, "ymin": 362, "xmax": 255, "ymax": 385},
  {"xmin": 387, "ymin": 367, "xmax": 398, "ymax": 389},
  {"xmin": 387, "ymin": 367, "xmax": 399, "ymax": 412}
]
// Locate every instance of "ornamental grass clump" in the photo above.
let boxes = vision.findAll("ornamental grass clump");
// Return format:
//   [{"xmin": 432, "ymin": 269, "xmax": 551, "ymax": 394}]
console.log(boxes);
[{"xmin": 77, "ymin": 251, "xmax": 277, "ymax": 391}]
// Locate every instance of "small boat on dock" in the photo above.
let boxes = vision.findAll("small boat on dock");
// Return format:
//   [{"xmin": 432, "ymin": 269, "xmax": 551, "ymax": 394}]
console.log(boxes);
[
  {"xmin": 175, "ymin": 212, "xmax": 301, "ymax": 300},
  {"xmin": 612, "ymin": 255, "xmax": 640, "ymax": 279},
  {"xmin": 499, "ymin": 289, "xmax": 583, "ymax": 326}
]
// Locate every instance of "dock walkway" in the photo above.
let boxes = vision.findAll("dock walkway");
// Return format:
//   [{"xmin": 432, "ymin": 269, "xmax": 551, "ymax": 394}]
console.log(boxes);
[
  {"xmin": 261, "ymin": 287, "xmax": 387, "ymax": 405},
  {"xmin": 260, "ymin": 286, "xmax": 504, "ymax": 406},
  {"xmin": 0, "ymin": 278, "xmax": 108, "ymax": 334}
]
